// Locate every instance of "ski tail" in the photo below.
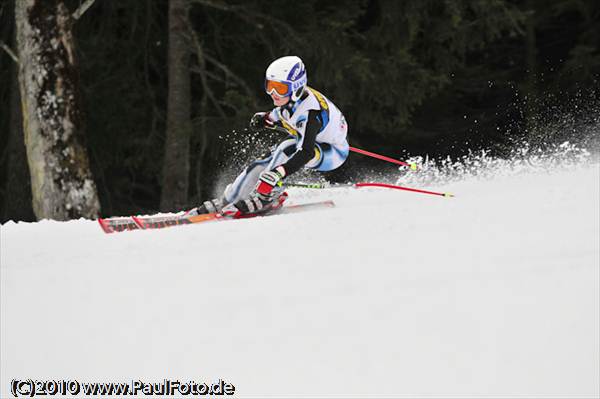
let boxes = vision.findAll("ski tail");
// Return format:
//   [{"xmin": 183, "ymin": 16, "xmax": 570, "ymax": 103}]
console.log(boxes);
[
  {"xmin": 98, "ymin": 217, "xmax": 139, "ymax": 234},
  {"xmin": 279, "ymin": 199, "xmax": 335, "ymax": 214}
]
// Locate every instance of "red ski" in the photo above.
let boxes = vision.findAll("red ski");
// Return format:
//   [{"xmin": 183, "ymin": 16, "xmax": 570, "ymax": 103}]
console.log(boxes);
[
  {"xmin": 98, "ymin": 197, "xmax": 334, "ymax": 234},
  {"xmin": 97, "ymin": 216, "xmax": 140, "ymax": 234}
]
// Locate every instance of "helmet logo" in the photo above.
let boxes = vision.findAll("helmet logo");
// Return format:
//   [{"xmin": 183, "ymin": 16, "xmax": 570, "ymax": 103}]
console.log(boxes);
[
  {"xmin": 290, "ymin": 76, "xmax": 306, "ymax": 91},
  {"xmin": 287, "ymin": 62, "xmax": 305, "ymax": 81}
]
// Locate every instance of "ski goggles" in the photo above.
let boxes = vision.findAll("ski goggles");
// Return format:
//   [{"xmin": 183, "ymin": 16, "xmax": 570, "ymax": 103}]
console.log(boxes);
[{"xmin": 265, "ymin": 79, "xmax": 293, "ymax": 97}]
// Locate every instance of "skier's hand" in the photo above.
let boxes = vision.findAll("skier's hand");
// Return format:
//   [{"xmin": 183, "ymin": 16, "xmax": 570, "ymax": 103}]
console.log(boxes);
[
  {"xmin": 256, "ymin": 167, "xmax": 285, "ymax": 196},
  {"xmin": 250, "ymin": 112, "xmax": 275, "ymax": 130}
]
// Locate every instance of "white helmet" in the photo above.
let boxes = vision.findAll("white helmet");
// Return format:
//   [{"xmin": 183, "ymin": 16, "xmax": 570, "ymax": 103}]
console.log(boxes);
[{"xmin": 264, "ymin": 56, "xmax": 307, "ymax": 102}]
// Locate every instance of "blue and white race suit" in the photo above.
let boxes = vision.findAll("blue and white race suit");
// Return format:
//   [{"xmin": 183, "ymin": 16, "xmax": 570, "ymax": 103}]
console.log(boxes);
[{"xmin": 224, "ymin": 87, "xmax": 349, "ymax": 204}]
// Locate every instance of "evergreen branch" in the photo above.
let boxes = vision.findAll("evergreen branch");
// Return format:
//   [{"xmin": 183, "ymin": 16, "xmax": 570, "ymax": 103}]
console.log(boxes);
[
  {"xmin": 202, "ymin": 52, "xmax": 256, "ymax": 101},
  {"xmin": 190, "ymin": 67, "xmax": 224, "ymax": 83},
  {"xmin": 189, "ymin": 28, "xmax": 227, "ymax": 118},
  {"xmin": 189, "ymin": 0, "xmax": 236, "ymax": 13},
  {"xmin": 72, "ymin": 0, "xmax": 97, "ymax": 21},
  {"xmin": 0, "ymin": 41, "xmax": 19, "ymax": 64},
  {"xmin": 190, "ymin": 0, "xmax": 299, "ymax": 42}
]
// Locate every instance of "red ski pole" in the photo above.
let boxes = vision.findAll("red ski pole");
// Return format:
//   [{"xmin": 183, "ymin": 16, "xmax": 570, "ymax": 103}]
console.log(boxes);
[
  {"xmin": 286, "ymin": 181, "xmax": 454, "ymax": 198},
  {"xmin": 354, "ymin": 182, "xmax": 454, "ymax": 198},
  {"xmin": 350, "ymin": 146, "xmax": 417, "ymax": 170}
]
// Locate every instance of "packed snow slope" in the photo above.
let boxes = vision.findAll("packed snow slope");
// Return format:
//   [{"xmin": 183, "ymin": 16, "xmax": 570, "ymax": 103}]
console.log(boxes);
[{"xmin": 1, "ymin": 161, "xmax": 599, "ymax": 398}]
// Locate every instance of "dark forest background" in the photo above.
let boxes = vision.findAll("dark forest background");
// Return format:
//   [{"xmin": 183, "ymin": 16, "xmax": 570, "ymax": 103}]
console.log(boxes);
[{"xmin": 1, "ymin": 0, "xmax": 599, "ymax": 222}]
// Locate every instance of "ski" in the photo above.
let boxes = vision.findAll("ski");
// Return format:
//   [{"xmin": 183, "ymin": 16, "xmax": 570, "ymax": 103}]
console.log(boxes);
[
  {"xmin": 98, "ymin": 216, "xmax": 140, "ymax": 234},
  {"xmin": 278, "ymin": 200, "xmax": 335, "ymax": 215},
  {"xmin": 132, "ymin": 212, "xmax": 222, "ymax": 230},
  {"xmin": 98, "ymin": 199, "xmax": 335, "ymax": 234}
]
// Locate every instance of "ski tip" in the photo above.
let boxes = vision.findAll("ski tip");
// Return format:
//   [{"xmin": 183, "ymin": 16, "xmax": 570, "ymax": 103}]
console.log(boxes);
[
  {"xmin": 410, "ymin": 163, "xmax": 418, "ymax": 171},
  {"xmin": 444, "ymin": 193, "xmax": 455, "ymax": 198}
]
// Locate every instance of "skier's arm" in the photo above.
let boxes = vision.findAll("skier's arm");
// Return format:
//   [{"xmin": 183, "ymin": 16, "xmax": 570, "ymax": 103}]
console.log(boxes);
[{"xmin": 279, "ymin": 110, "xmax": 321, "ymax": 176}]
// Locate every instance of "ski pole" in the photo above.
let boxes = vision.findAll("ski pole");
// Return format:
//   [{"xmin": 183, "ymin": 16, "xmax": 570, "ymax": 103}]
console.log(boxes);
[
  {"xmin": 354, "ymin": 182, "xmax": 454, "ymax": 197},
  {"xmin": 350, "ymin": 146, "xmax": 418, "ymax": 170},
  {"xmin": 272, "ymin": 125, "xmax": 417, "ymax": 170},
  {"xmin": 286, "ymin": 181, "xmax": 454, "ymax": 197},
  {"xmin": 285, "ymin": 182, "xmax": 330, "ymax": 189}
]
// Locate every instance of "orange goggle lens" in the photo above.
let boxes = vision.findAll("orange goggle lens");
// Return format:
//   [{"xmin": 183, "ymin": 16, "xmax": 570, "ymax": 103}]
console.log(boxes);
[{"xmin": 265, "ymin": 80, "xmax": 291, "ymax": 97}]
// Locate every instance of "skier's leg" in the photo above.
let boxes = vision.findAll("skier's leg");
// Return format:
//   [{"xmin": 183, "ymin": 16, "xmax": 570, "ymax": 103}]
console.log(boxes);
[
  {"xmin": 264, "ymin": 138, "xmax": 297, "ymax": 171},
  {"xmin": 193, "ymin": 154, "xmax": 271, "ymax": 215},
  {"xmin": 305, "ymin": 140, "xmax": 350, "ymax": 172},
  {"xmin": 224, "ymin": 138, "xmax": 297, "ymax": 204},
  {"xmin": 224, "ymin": 139, "xmax": 297, "ymax": 215},
  {"xmin": 307, "ymin": 118, "xmax": 349, "ymax": 172},
  {"xmin": 223, "ymin": 158, "xmax": 271, "ymax": 205}
]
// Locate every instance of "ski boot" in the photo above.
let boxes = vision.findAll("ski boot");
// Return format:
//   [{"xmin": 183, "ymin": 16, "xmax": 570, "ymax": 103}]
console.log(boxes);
[
  {"xmin": 187, "ymin": 198, "xmax": 224, "ymax": 216},
  {"xmin": 224, "ymin": 191, "xmax": 288, "ymax": 219}
]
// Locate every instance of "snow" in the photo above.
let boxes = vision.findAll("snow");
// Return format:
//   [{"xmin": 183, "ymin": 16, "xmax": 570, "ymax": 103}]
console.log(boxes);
[{"xmin": 1, "ymin": 160, "xmax": 599, "ymax": 398}]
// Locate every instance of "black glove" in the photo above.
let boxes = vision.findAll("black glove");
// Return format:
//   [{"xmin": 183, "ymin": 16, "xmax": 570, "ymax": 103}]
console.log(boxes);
[{"xmin": 249, "ymin": 112, "xmax": 275, "ymax": 130}]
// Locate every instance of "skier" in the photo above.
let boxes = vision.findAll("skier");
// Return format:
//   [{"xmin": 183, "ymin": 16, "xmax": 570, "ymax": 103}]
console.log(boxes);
[{"xmin": 195, "ymin": 55, "xmax": 349, "ymax": 216}]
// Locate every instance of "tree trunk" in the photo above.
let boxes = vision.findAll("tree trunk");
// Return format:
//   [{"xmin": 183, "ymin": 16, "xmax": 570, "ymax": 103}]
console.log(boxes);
[
  {"xmin": 160, "ymin": 0, "xmax": 192, "ymax": 212},
  {"xmin": 15, "ymin": 0, "xmax": 100, "ymax": 220},
  {"xmin": 2, "ymin": 44, "xmax": 35, "ymax": 222},
  {"xmin": 1, "ymin": 0, "xmax": 34, "ymax": 222}
]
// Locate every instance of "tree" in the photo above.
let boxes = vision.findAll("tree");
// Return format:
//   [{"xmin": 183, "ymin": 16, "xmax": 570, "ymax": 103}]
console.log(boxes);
[
  {"xmin": 160, "ymin": 0, "xmax": 193, "ymax": 212},
  {"xmin": 2, "ymin": 46, "xmax": 35, "ymax": 222},
  {"xmin": 15, "ymin": 0, "xmax": 100, "ymax": 220},
  {"xmin": 0, "ymin": 0, "xmax": 34, "ymax": 222}
]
